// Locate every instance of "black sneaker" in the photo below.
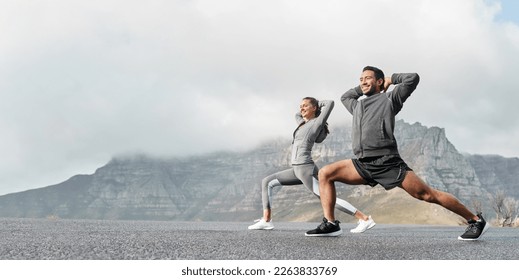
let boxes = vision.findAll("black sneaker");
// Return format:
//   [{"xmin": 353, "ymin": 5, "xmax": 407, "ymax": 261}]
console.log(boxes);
[
  {"xmin": 458, "ymin": 213, "xmax": 490, "ymax": 241},
  {"xmin": 305, "ymin": 218, "xmax": 343, "ymax": 237}
]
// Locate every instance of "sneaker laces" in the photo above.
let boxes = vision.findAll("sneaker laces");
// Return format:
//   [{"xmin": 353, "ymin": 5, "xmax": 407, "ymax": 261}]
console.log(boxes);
[
  {"xmin": 324, "ymin": 220, "xmax": 339, "ymax": 228},
  {"xmin": 464, "ymin": 220, "xmax": 478, "ymax": 234},
  {"xmin": 318, "ymin": 220, "xmax": 328, "ymax": 230}
]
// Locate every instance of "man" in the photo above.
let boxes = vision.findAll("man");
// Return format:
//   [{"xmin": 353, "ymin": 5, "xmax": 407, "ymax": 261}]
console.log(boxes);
[{"xmin": 305, "ymin": 66, "xmax": 489, "ymax": 241}]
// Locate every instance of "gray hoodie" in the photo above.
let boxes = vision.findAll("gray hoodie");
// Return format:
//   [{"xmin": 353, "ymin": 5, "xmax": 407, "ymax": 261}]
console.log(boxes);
[
  {"xmin": 291, "ymin": 100, "xmax": 334, "ymax": 165},
  {"xmin": 341, "ymin": 73, "xmax": 420, "ymax": 159}
]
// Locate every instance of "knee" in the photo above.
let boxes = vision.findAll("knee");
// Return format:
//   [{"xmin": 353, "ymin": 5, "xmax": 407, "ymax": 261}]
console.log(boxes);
[
  {"xmin": 414, "ymin": 189, "xmax": 437, "ymax": 203},
  {"xmin": 261, "ymin": 177, "xmax": 271, "ymax": 189},
  {"xmin": 403, "ymin": 173, "xmax": 439, "ymax": 203},
  {"xmin": 318, "ymin": 166, "xmax": 332, "ymax": 182}
]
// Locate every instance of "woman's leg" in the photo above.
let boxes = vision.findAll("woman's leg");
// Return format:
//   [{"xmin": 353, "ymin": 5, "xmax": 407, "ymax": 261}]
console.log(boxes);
[{"xmin": 260, "ymin": 168, "xmax": 302, "ymax": 221}]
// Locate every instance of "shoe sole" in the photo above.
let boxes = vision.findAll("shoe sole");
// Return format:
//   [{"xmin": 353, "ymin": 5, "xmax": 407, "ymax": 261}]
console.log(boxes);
[
  {"xmin": 305, "ymin": 229, "xmax": 343, "ymax": 237},
  {"xmin": 350, "ymin": 222, "xmax": 376, "ymax": 233},
  {"xmin": 248, "ymin": 226, "xmax": 274, "ymax": 230},
  {"xmin": 457, "ymin": 222, "xmax": 490, "ymax": 241}
]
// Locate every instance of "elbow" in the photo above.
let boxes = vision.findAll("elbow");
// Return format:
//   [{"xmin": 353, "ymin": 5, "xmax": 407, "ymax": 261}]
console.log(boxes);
[
  {"xmin": 319, "ymin": 100, "xmax": 334, "ymax": 110},
  {"xmin": 412, "ymin": 73, "xmax": 420, "ymax": 84},
  {"xmin": 402, "ymin": 73, "xmax": 420, "ymax": 89}
]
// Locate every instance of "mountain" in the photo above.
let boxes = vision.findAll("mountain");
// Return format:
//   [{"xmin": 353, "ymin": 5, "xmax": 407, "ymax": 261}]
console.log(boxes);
[
  {"xmin": 0, "ymin": 120, "xmax": 517, "ymax": 225},
  {"xmin": 465, "ymin": 154, "xmax": 519, "ymax": 198}
]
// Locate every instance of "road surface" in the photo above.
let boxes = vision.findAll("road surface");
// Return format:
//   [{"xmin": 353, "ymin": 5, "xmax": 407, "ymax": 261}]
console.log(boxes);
[{"xmin": 1, "ymin": 218, "xmax": 517, "ymax": 260}]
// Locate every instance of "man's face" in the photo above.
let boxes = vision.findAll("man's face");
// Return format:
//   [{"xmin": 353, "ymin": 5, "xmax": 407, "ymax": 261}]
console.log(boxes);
[{"xmin": 359, "ymin": 70, "xmax": 381, "ymax": 95}]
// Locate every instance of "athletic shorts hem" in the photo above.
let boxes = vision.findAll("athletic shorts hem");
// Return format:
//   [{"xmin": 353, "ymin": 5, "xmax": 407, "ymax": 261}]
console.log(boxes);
[{"xmin": 351, "ymin": 154, "xmax": 412, "ymax": 190}]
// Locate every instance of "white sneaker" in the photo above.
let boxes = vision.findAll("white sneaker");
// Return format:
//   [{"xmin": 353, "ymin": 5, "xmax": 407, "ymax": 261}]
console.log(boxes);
[
  {"xmin": 248, "ymin": 218, "xmax": 274, "ymax": 230},
  {"xmin": 350, "ymin": 216, "xmax": 376, "ymax": 233}
]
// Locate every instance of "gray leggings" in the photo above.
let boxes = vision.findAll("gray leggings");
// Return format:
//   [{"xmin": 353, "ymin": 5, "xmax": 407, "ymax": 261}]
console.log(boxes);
[{"xmin": 261, "ymin": 163, "xmax": 357, "ymax": 216}]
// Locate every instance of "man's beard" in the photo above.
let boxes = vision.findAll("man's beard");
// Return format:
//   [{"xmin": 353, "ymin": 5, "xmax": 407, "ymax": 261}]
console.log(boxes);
[{"xmin": 364, "ymin": 86, "xmax": 377, "ymax": 95}]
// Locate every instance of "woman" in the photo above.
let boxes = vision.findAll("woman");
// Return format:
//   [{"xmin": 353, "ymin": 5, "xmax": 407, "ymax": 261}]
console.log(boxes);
[{"xmin": 248, "ymin": 97, "xmax": 375, "ymax": 234}]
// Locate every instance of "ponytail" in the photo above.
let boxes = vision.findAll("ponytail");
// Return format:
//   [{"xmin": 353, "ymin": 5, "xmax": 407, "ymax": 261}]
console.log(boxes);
[{"xmin": 315, "ymin": 122, "xmax": 330, "ymax": 143}]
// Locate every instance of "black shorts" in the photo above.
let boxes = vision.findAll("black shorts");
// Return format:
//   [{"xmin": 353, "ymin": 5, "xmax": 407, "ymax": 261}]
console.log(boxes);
[{"xmin": 352, "ymin": 154, "xmax": 412, "ymax": 189}]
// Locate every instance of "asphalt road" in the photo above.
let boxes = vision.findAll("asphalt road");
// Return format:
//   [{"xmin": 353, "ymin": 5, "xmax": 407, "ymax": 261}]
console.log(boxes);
[{"xmin": 0, "ymin": 218, "xmax": 517, "ymax": 260}]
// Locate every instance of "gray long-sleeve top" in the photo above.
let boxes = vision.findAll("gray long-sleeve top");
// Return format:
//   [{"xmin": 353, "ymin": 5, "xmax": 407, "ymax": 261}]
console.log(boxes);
[
  {"xmin": 291, "ymin": 100, "xmax": 334, "ymax": 165},
  {"xmin": 341, "ymin": 73, "xmax": 420, "ymax": 159}
]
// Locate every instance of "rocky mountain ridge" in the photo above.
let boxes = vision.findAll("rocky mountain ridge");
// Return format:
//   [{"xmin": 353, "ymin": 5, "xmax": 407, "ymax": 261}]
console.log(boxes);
[{"xmin": 0, "ymin": 120, "xmax": 517, "ymax": 225}]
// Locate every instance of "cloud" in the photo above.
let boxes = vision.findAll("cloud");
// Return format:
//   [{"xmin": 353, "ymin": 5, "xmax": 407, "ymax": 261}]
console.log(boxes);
[{"xmin": 1, "ymin": 0, "xmax": 518, "ymax": 194}]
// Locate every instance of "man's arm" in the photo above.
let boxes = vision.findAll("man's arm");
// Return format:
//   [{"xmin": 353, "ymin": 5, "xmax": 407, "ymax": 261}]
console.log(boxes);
[
  {"xmin": 386, "ymin": 73, "xmax": 420, "ymax": 114},
  {"xmin": 341, "ymin": 86, "xmax": 363, "ymax": 115}
]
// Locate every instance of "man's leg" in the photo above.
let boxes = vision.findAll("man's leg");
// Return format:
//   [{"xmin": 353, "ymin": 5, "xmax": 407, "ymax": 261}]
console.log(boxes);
[
  {"xmin": 400, "ymin": 171, "xmax": 490, "ymax": 240},
  {"xmin": 399, "ymin": 171, "xmax": 477, "ymax": 221},
  {"xmin": 318, "ymin": 159, "xmax": 367, "ymax": 222},
  {"xmin": 305, "ymin": 160, "xmax": 368, "ymax": 236},
  {"xmin": 296, "ymin": 164, "xmax": 359, "ymax": 216}
]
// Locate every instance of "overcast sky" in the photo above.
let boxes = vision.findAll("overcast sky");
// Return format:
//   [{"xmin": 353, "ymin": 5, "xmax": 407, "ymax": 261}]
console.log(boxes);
[{"xmin": 1, "ymin": 0, "xmax": 518, "ymax": 195}]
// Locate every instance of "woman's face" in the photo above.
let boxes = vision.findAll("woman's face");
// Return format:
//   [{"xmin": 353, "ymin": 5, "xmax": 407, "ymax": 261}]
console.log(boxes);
[{"xmin": 300, "ymin": 99, "xmax": 317, "ymax": 120}]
